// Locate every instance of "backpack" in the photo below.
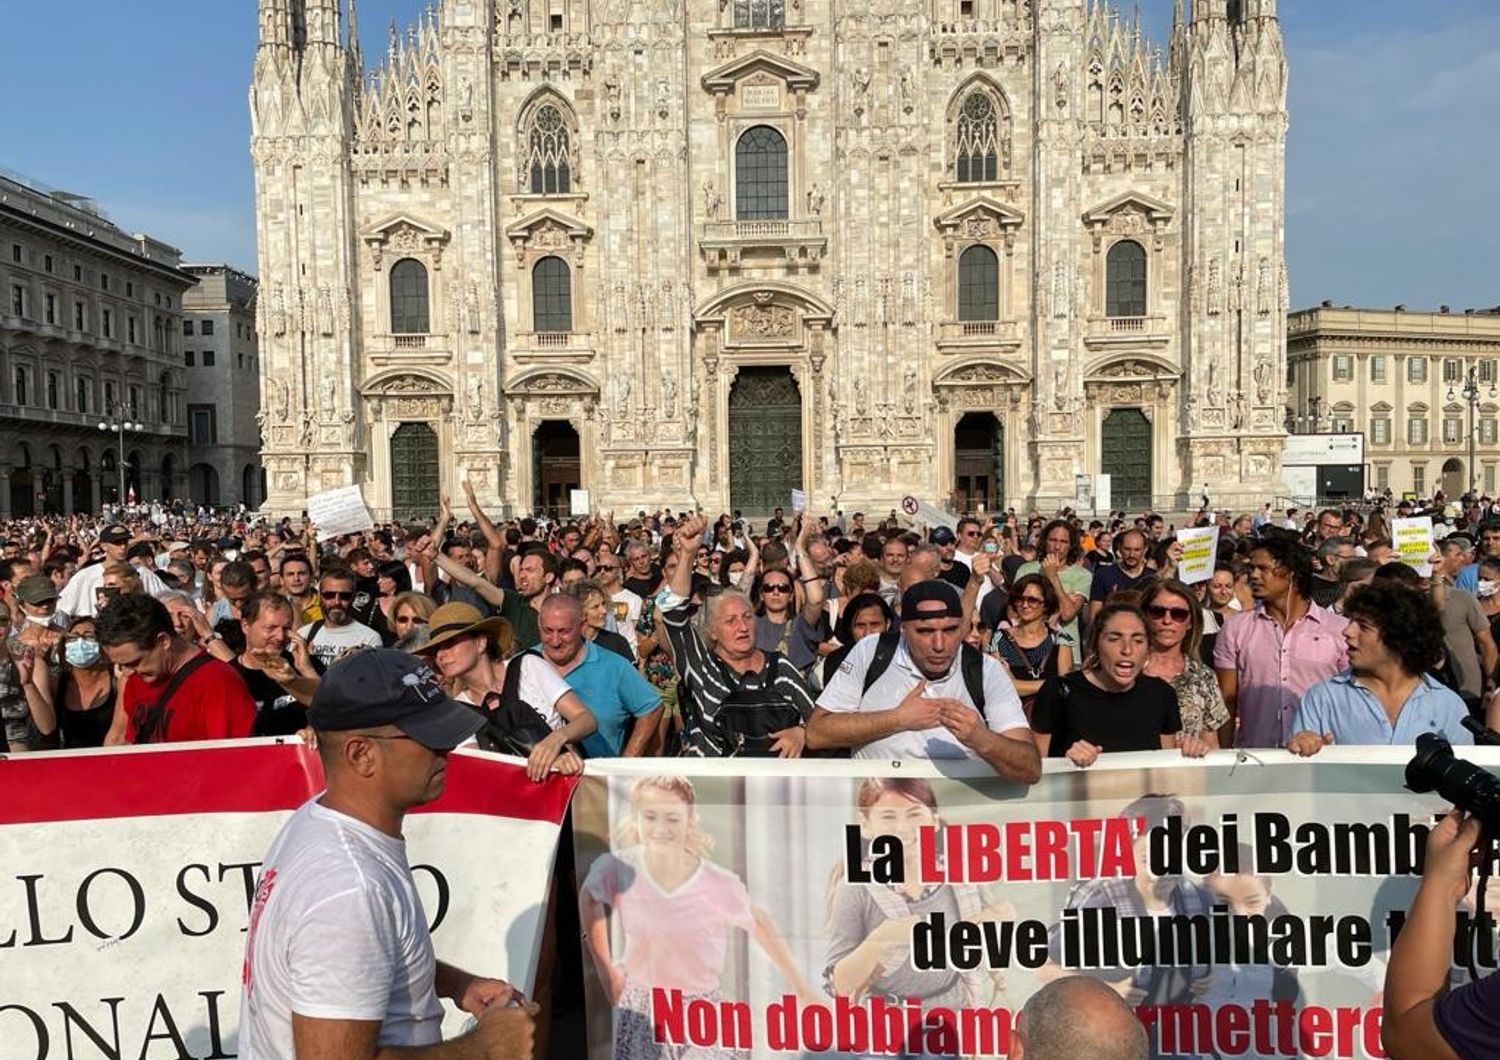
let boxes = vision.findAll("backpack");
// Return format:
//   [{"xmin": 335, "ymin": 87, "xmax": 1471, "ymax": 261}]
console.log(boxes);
[
  {"xmin": 711, "ymin": 651, "xmax": 804, "ymax": 758},
  {"xmin": 470, "ymin": 654, "xmax": 556, "ymax": 757},
  {"xmin": 861, "ymin": 630, "xmax": 988, "ymax": 716}
]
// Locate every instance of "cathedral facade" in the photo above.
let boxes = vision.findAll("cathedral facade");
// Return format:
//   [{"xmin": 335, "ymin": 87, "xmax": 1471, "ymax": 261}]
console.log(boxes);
[{"xmin": 250, "ymin": 0, "xmax": 1288, "ymax": 520}]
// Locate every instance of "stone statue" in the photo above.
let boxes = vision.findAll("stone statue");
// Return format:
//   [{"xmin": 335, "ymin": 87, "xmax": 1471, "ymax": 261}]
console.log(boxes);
[
  {"xmin": 902, "ymin": 364, "xmax": 917, "ymax": 414},
  {"xmin": 806, "ymin": 183, "xmax": 825, "ymax": 217},
  {"xmin": 661, "ymin": 373, "xmax": 677, "ymax": 417},
  {"xmin": 615, "ymin": 375, "xmax": 631, "ymax": 416},
  {"xmin": 1230, "ymin": 390, "xmax": 1248, "ymax": 430},
  {"xmin": 1052, "ymin": 361, "xmax": 1070, "ymax": 411},
  {"xmin": 320, "ymin": 376, "xmax": 336, "ymax": 420},
  {"xmin": 852, "ymin": 376, "xmax": 869, "ymax": 417},
  {"xmin": 1257, "ymin": 257, "xmax": 1272, "ymax": 316},
  {"xmin": 702, "ymin": 180, "xmax": 720, "ymax": 219},
  {"xmin": 1253, "ymin": 359, "xmax": 1272, "ymax": 404},
  {"xmin": 852, "ymin": 67, "xmax": 871, "ymax": 95},
  {"xmin": 1054, "ymin": 61, "xmax": 1068, "ymax": 110},
  {"xmin": 465, "ymin": 282, "xmax": 481, "ymax": 334},
  {"xmin": 317, "ymin": 285, "xmax": 334, "ymax": 336},
  {"xmin": 1207, "ymin": 260, "xmax": 1222, "ymax": 316},
  {"xmin": 1206, "ymin": 359, "xmax": 1223, "ymax": 409},
  {"xmin": 271, "ymin": 379, "xmax": 290, "ymax": 421},
  {"xmin": 1052, "ymin": 262, "xmax": 1069, "ymax": 319},
  {"xmin": 899, "ymin": 70, "xmax": 914, "ymax": 106},
  {"xmin": 271, "ymin": 285, "xmax": 287, "ymax": 337},
  {"xmin": 467, "ymin": 375, "xmax": 483, "ymax": 421}
]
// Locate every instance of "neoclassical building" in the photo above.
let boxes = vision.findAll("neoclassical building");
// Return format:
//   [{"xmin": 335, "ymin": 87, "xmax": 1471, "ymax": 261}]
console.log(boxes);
[{"xmin": 251, "ymin": 0, "xmax": 1288, "ymax": 520}]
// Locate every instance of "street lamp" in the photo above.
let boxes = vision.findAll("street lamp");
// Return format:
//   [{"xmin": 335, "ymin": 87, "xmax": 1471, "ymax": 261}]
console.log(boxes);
[
  {"xmin": 98, "ymin": 401, "xmax": 142, "ymax": 509},
  {"xmin": 1447, "ymin": 366, "xmax": 1497, "ymax": 497}
]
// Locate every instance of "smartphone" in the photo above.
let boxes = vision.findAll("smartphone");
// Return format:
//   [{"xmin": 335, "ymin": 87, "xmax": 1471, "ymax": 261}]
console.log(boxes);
[{"xmin": 982, "ymin": 541, "xmax": 999, "ymax": 554}]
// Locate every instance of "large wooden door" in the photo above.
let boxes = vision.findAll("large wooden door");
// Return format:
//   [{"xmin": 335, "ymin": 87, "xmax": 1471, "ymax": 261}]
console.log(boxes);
[
  {"xmin": 1101, "ymin": 407, "xmax": 1152, "ymax": 510},
  {"xmin": 728, "ymin": 367, "xmax": 802, "ymax": 515},
  {"xmin": 390, "ymin": 422, "xmax": 440, "ymax": 523},
  {"xmin": 533, "ymin": 421, "xmax": 581, "ymax": 518}
]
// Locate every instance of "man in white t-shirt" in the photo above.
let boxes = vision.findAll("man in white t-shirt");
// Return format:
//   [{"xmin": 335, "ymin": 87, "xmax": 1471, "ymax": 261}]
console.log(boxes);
[
  {"xmin": 594, "ymin": 552, "xmax": 642, "ymax": 656},
  {"xmin": 299, "ymin": 569, "xmax": 382, "ymax": 671},
  {"xmin": 238, "ymin": 649, "xmax": 535, "ymax": 1060},
  {"xmin": 57, "ymin": 523, "xmax": 168, "ymax": 618},
  {"xmin": 807, "ymin": 579, "xmax": 1041, "ymax": 782},
  {"xmin": 414, "ymin": 602, "xmax": 594, "ymax": 782}
]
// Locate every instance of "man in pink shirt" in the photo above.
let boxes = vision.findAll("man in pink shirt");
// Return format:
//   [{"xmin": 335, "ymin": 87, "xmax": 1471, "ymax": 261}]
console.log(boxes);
[{"xmin": 1214, "ymin": 535, "xmax": 1348, "ymax": 748}]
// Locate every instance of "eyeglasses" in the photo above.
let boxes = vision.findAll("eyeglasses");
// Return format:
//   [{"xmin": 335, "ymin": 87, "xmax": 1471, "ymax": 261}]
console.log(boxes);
[
  {"xmin": 1015, "ymin": 595, "xmax": 1046, "ymax": 606},
  {"xmin": 320, "ymin": 590, "xmax": 354, "ymax": 600},
  {"xmin": 761, "ymin": 583, "xmax": 792, "ymax": 594},
  {"xmin": 1145, "ymin": 604, "xmax": 1193, "ymax": 623}
]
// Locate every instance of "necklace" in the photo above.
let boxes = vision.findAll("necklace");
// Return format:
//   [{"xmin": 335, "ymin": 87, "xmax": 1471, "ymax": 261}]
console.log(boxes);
[{"xmin": 1000, "ymin": 626, "xmax": 1052, "ymax": 680}]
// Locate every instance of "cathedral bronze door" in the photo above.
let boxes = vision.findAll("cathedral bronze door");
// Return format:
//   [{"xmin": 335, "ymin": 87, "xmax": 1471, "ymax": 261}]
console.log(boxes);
[
  {"xmin": 390, "ymin": 422, "xmax": 439, "ymax": 523},
  {"xmin": 728, "ymin": 367, "xmax": 803, "ymax": 515},
  {"xmin": 954, "ymin": 412, "xmax": 1003, "ymax": 512},
  {"xmin": 1101, "ymin": 408, "xmax": 1152, "ymax": 510}
]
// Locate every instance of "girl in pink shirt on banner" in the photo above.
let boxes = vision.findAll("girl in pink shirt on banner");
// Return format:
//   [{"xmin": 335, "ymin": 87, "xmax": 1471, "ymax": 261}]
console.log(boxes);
[{"xmin": 580, "ymin": 776, "xmax": 817, "ymax": 1060}]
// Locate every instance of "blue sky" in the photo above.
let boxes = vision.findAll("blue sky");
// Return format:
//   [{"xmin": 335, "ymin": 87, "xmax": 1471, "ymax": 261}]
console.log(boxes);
[{"xmin": 3, "ymin": 1, "xmax": 1496, "ymax": 312}]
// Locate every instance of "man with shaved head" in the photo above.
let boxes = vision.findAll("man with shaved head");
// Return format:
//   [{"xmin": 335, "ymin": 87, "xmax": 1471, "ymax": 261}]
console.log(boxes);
[
  {"xmin": 535, "ymin": 593, "xmax": 661, "ymax": 757},
  {"xmin": 1012, "ymin": 976, "xmax": 1148, "ymax": 1060}
]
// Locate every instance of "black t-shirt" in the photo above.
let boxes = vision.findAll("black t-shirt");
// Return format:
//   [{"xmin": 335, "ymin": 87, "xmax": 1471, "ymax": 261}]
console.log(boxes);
[
  {"xmin": 232, "ymin": 656, "xmax": 307, "ymax": 737},
  {"xmin": 594, "ymin": 628, "xmax": 635, "ymax": 663},
  {"xmin": 978, "ymin": 587, "xmax": 1010, "ymax": 631},
  {"xmin": 1031, "ymin": 671, "xmax": 1181, "ymax": 755},
  {"xmin": 938, "ymin": 562, "xmax": 970, "ymax": 589},
  {"xmin": 1088, "ymin": 564, "xmax": 1154, "ymax": 603},
  {"xmin": 624, "ymin": 571, "xmax": 662, "ymax": 599},
  {"xmin": 1085, "ymin": 549, "xmax": 1115, "ymax": 570}
]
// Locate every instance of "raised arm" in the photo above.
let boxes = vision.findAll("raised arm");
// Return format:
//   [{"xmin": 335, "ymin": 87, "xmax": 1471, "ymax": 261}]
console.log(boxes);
[
  {"xmin": 463, "ymin": 479, "xmax": 505, "ymax": 584},
  {"xmin": 433, "ymin": 550, "xmax": 505, "ymax": 608},
  {"xmin": 668, "ymin": 514, "xmax": 705, "ymax": 598}
]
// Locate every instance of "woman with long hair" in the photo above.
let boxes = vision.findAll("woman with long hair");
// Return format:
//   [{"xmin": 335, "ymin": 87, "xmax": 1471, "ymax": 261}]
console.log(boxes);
[
  {"xmin": 826, "ymin": 778, "xmax": 1007, "ymax": 1013},
  {"xmin": 374, "ymin": 559, "xmax": 413, "ymax": 630},
  {"xmin": 1031, "ymin": 603, "xmax": 1212, "ymax": 768},
  {"xmin": 1141, "ymin": 578, "xmax": 1228, "ymax": 743},
  {"xmin": 562, "ymin": 577, "xmax": 635, "ymax": 662},
  {"xmin": 36, "ymin": 615, "xmax": 116, "ymax": 749},
  {"xmin": 990, "ymin": 572, "xmax": 1073, "ymax": 718},
  {"xmin": 580, "ymin": 776, "xmax": 816, "ymax": 1060},
  {"xmin": 820, "ymin": 592, "xmax": 893, "ymax": 687}
]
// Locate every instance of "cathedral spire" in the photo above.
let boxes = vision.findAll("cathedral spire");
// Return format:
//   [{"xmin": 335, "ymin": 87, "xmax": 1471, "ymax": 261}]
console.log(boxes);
[
  {"xmin": 258, "ymin": 0, "xmax": 291, "ymax": 50},
  {"xmin": 346, "ymin": 0, "xmax": 363, "ymax": 76}
]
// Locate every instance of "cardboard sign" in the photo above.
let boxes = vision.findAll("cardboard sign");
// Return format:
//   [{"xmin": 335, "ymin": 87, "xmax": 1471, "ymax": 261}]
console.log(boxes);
[
  {"xmin": 1176, "ymin": 525, "xmax": 1220, "ymax": 584},
  {"xmin": 305, "ymin": 485, "xmax": 374, "ymax": 540},
  {"xmin": 1393, "ymin": 516, "xmax": 1434, "ymax": 577}
]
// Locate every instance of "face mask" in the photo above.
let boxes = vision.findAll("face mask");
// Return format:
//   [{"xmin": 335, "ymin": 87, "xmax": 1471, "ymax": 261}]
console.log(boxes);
[
  {"xmin": 728, "ymin": 570, "xmax": 745, "ymax": 587},
  {"xmin": 66, "ymin": 638, "xmax": 101, "ymax": 667},
  {"xmin": 24, "ymin": 613, "xmax": 53, "ymax": 628},
  {"xmin": 1479, "ymin": 579, "xmax": 1498, "ymax": 600}
]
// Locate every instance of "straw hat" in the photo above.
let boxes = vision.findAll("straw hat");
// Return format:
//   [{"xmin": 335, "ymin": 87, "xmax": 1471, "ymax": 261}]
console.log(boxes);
[{"xmin": 412, "ymin": 602, "xmax": 515, "ymax": 657}]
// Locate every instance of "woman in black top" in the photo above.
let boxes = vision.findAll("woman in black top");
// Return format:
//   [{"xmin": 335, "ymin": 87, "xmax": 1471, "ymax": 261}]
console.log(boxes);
[
  {"xmin": 1031, "ymin": 603, "xmax": 1212, "ymax": 768},
  {"xmin": 819, "ymin": 592, "xmax": 892, "ymax": 687},
  {"xmin": 990, "ymin": 573, "xmax": 1072, "ymax": 719},
  {"xmin": 41, "ymin": 616, "xmax": 116, "ymax": 749}
]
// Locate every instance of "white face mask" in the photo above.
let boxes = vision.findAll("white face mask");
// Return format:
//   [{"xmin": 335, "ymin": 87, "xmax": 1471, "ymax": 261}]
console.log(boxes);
[
  {"xmin": 1479, "ymin": 579, "xmax": 1498, "ymax": 600},
  {"xmin": 24, "ymin": 613, "xmax": 53, "ymax": 628},
  {"xmin": 728, "ymin": 570, "xmax": 745, "ymax": 587}
]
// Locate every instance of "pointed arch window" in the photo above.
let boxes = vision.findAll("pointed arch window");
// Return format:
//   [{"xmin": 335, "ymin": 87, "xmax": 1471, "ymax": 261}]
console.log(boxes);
[
  {"xmin": 526, "ymin": 104, "xmax": 572, "ymax": 195},
  {"xmin": 735, "ymin": 126, "xmax": 788, "ymax": 220},
  {"xmin": 533, "ymin": 257, "xmax": 572, "ymax": 333},
  {"xmin": 733, "ymin": 0, "xmax": 786, "ymax": 29},
  {"xmin": 1105, "ymin": 240, "xmax": 1147, "ymax": 318},
  {"xmin": 390, "ymin": 259, "xmax": 430, "ymax": 334},
  {"xmin": 955, "ymin": 93, "xmax": 1000, "ymax": 183},
  {"xmin": 958, "ymin": 245, "xmax": 1000, "ymax": 322}
]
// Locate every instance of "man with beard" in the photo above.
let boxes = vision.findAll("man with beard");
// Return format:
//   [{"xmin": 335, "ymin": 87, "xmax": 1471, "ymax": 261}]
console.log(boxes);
[
  {"xmin": 432, "ymin": 544, "xmax": 556, "ymax": 651},
  {"xmin": 299, "ymin": 569, "xmax": 382, "ymax": 672},
  {"xmin": 1087, "ymin": 529, "xmax": 1152, "ymax": 623}
]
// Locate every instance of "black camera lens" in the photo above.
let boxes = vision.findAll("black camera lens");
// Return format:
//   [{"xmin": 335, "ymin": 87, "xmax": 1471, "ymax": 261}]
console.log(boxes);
[{"xmin": 1406, "ymin": 733, "xmax": 1500, "ymax": 827}]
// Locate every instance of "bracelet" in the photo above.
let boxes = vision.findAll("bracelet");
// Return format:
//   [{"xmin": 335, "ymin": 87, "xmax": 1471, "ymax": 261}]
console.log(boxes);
[{"xmin": 799, "ymin": 576, "xmax": 823, "ymax": 584}]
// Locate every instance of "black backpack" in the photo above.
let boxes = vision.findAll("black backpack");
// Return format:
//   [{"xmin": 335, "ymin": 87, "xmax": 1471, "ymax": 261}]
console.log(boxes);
[
  {"xmin": 470, "ymin": 653, "xmax": 556, "ymax": 757},
  {"xmin": 860, "ymin": 630, "xmax": 988, "ymax": 717}
]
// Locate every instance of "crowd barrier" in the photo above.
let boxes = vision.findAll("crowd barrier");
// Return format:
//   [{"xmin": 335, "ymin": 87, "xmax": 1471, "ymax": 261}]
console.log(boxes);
[{"xmin": 1, "ymin": 743, "xmax": 1488, "ymax": 1059}]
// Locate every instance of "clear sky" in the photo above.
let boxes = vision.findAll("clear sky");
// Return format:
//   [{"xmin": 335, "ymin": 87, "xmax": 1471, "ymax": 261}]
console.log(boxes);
[{"xmin": 3, "ymin": 0, "xmax": 1495, "ymax": 312}]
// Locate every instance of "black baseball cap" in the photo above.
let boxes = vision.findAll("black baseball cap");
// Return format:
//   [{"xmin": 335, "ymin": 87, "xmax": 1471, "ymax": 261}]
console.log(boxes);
[
  {"xmin": 929, "ymin": 527, "xmax": 957, "ymax": 545},
  {"xmin": 900, "ymin": 579, "xmax": 964, "ymax": 620},
  {"xmin": 100, "ymin": 524, "xmax": 131, "ymax": 544},
  {"xmin": 308, "ymin": 649, "xmax": 484, "ymax": 751}
]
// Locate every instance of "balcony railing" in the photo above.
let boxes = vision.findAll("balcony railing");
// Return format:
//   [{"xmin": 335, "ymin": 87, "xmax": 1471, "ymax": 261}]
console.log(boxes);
[
  {"xmin": 702, "ymin": 218, "xmax": 824, "ymax": 241},
  {"xmin": 936, "ymin": 320, "xmax": 1021, "ymax": 346},
  {"xmin": 534, "ymin": 331, "xmax": 571, "ymax": 348},
  {"xmin": 393, "ymin": 334, "xmax": 427, "ymax": 349}
]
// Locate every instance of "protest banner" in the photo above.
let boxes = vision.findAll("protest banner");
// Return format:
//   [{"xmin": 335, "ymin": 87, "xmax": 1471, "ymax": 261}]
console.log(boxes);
[
  {"xmin": 570, "ymin": 488, "xmax": 591, "ymax": 517},
  {"xmin": 304, "ymin": 485, "xmax": 374, "ymax": 540},
  {"xmin": 571, "ymin": 750, "xmax": 1499, "ymax": 1060},
  {"xmin": 1176, "ymin": 525, "xmax": 1220, "ymax": 584},
  {"xmin": 0, "ymin": 740, "xmax": 574, "ymax": 1059},
  {"xmin": 1392, "ymin": 516, "xmax": 1434, "ymax": 576}
]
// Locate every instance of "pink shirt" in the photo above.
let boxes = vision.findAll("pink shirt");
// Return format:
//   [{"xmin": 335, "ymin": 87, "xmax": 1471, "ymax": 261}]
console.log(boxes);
[
  {"xmin": 1213, "ymin": 602, "xmax": 1348, "ymax": 749},
  {"xmin": 581, "ymin": 847, "xmax": 754, "ymax": 993}
]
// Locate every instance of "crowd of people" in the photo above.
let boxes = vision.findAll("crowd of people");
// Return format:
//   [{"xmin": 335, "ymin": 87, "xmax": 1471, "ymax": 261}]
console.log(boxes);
[{"xmin": 1, "ymin": 487, "xmax": 1498, "ymax": 772}]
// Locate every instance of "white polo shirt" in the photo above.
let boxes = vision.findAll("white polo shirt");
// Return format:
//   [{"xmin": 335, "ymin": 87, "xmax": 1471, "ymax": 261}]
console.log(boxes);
[{"xmin": 816, "ymin": 633, "xmax": 1027, "ymax": 760}]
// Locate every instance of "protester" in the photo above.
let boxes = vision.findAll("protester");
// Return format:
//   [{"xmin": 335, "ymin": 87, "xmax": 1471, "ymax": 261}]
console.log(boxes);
[
  {"xmin": 1141, "ymin": 579, "xmax": 1228, "ymax": 743},
  {"xmin": 300, "ymin": 568, "xmax": 383, "ymax": 671},
  {"xmin": 1087, "ymin": 528, "xmax": 1152, "ymax": 622},
  {"xmin": 1288, "ymin": 581, "xmax": 1471, "ymax": 753},
  {"xmin": 808, "ymin": 579, "xmax": 1040, "ymax": 781},
  {"xmin": 1012, "ymin": 975, "xmax": 1149, "ymax": 1060},
  {"xmin": 560, "ymin": 578, "xmax": 634, "ymax": 662},
  {"xmin": 1013, "ymin": 519, "xmax": 1090, "ymax": 661},
  {"xmin": 990, "ymin": 572, "xmax": 1073, "ymax": 717},
  {"xmin": 57, "ymin": 523, "xmax": 168, "ymax": 618},
  {"xmin": 238, "ymin": 649, "xmax": 536, "ymax": 1060},
  {"xmin": 233, "ymin": 592, "xmax": 321, "ymax": 737}
]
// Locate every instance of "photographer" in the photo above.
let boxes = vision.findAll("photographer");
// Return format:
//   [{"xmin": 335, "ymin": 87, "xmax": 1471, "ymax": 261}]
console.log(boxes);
[{"xmin": 1383, "ymin": 809, "xmax": 1486, "ymax": 1059}]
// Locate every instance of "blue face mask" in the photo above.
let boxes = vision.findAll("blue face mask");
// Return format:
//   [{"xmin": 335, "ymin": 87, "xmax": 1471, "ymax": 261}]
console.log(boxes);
[{"xmin": 65, "ymin": 638, "xmax": 100, "ymax": 668}]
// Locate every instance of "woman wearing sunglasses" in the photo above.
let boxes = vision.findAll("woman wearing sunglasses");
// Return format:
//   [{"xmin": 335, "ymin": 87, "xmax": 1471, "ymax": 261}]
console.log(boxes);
[
  {"xmin": 990, "ymin": 572, "xmax": 1073, "ymax": 719},
  {"xmin": 1140, "ymin": 579, "xmax": 1228, "ymax": 745}
]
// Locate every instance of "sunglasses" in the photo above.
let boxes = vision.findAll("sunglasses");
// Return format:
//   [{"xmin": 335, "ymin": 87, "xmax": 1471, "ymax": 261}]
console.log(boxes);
[
  {"xmin": 320, "ymin": 590, "xmax": 354, "ymax": 601},
  {"xmin": 1015, "ymin": 595, "xmax": 1046, "ymax": 606},
  {"xmin": 761, "ymin": 583, "xmax": 793, "ymax": 594},
  {"xmin": 1145, "ymin": 604, "xmax": 1192, "ymax": 623}
]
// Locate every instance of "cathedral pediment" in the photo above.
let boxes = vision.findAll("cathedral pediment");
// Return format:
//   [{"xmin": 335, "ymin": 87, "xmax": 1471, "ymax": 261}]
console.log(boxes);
[
  {"xmin": 701, "ymin": 50, "xmax": 820, "ymax": 95},
  {"xmin": 934, "ymin": 196, "xmax": 1026, "ymax": 241},
  {"xmin": 505, "ymin": 208, "xmax": 593, "ymax": 265},
  {"xmin": 360, "ymin": 214, "xmax": 451, "ymax": 270},
  {"xmin": 1083, "ymin": 354, "xmax": 1180, "ymax": 383},
  {"xmin": 1082, "ymin": 191, "xmax": 1174, "ymax": 226},
  {"xmin": 934, "ymin": 360, "xmax": 1031, "ymax": 387}
]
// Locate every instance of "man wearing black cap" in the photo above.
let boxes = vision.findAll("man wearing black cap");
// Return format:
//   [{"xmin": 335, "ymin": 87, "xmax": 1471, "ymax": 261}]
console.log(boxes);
[
  {"xmin": 807, "ymin": 579, "xmax": 1040, "ymax": 782},
  {"xmin": 929, "ymin": 527, "xmax": 969, "ymax": 589},
  {"xmin": 57, "ymin": 524, "xmax": 167, "ymax": 619},
  {"xmin": 239, "ymin": 650, "xmax": 536, "ymax": 1060}
]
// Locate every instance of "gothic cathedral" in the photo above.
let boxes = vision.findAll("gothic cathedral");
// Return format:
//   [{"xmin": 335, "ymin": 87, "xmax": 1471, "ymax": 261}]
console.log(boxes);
[{"xmin": 250, "ymin": 0, "xmax": 1287, "ymax": 519}]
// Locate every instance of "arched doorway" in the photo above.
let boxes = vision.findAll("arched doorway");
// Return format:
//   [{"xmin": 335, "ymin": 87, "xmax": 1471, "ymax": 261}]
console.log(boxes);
[
  {"xmin": 126, "ymin": 450, "xmax": 142, "ymax": 502},
  {"xmin": 11, "ymin": 443, "xmax": 34, "ymax": 517},
  {"xmin": 160, "ymin": 454, "xmax": 176, "ymax": 501},
  {"xmin": 533, "ymin": 421, "xmax": 580, "ymax": 518},
  {"xmin": 953, "ymin": 412, "xmax": 1003, "ymax": 513},
  {"xmin": 728, "ymin": 367, "xmax": 802, "ymax": 515},
  {"xmin": 73, "ymin": 451, "xmax": 92, "ymax": 515},
  {"xmin": 101, "ymin": 450, "xmax": 119, "ymax": 506},
  {"xmin": 242, "ymin": 464, "xmax": 264, "ymax": 509},
  {"xmin": 390, "ymin": 422, "xmax": 440, "ymax": 523},
  {"xmin": 1442, "ymin": 457, "xmax": 1466, "ymax": 499},
  {"xmin": 1101, "ymin": 408, "xmax": 1152, "ymax": 511},
  {"xmin": 190, "ymin": 464, "xmax": 221, "ymax": 507}
]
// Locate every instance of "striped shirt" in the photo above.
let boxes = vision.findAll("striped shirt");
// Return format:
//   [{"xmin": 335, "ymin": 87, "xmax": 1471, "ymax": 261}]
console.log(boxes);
[{"xmin": 662, "ymin": 603, "xmax": 815, "ymax": 757}]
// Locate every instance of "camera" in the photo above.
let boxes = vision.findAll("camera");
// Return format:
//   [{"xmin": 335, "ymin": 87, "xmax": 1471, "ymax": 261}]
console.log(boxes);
[{"xmin": 1405, "ymin": 732, "xmax": 1500, "ymax": 827}]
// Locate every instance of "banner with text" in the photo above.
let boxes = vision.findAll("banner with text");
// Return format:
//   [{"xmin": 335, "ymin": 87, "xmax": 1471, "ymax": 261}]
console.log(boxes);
[
  {"xmin": 0, "ymin": 740, "xmax": 574, "ymax": 1059},
  {"xmin": 571, "ymin": 750, "xmax": 1499, "ymax": 1060}
]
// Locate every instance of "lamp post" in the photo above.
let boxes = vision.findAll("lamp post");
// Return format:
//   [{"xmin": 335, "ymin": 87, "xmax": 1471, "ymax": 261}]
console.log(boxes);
[
  {"xmin": 1447, "ymin": 365, "xmax": 1497, "ymax": 498},
  {"xmin": 97, "ymin": 401, "xmax": 142, "ymax": 509}
]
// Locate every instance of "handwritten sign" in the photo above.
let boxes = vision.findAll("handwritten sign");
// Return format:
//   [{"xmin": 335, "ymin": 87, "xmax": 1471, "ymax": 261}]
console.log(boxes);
[
  {"xmin": 791, "ymin": 489, "xmax": 808, "ymax": 514},
  {"xmin": 1392, "ymin": 516, "xmax": 1434, "ymax": 577},
  {"xmin": 1176, "ymin": 525, "xmax": 1220, "ymax": 584},
  {"xmin": 305, "ymin": 486, "xmax": 374, "ymax": 541},
  {"xmin": 569, "ymin": 489, "xmax": 590, "ymax": 517}
]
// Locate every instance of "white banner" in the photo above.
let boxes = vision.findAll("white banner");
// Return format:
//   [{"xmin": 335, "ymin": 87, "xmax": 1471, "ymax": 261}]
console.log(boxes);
[
  {"xmin": 1393, "ymin": 516, "xmax": 1434, "ymax": 577},
  {"xmin": 0, "ymin": 741, "xmax": 573, "ymax": 1059},
  {"xmin": 1176, "ymin": 525, "xmax": 1220, "ymax": 584},
  {"xmin": 305, "ymin": 485, "xmax": 375, "ymax": 540}
]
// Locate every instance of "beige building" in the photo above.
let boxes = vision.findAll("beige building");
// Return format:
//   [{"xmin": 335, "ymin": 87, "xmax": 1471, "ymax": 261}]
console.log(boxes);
[
  {"xmin": 0, "ymin": 171, "xmax": 193, "ymax": 514},
  {"xmin": 1287, "ymin": 304, "xmax": 1500, "ymax": 499},
  {"xmin": 251, "ymin": 0, "xmax": 1288, "ymax": 521},
  {"xmin": 182, "ymin": 264, "xmax": 266, "ymax": 508}
]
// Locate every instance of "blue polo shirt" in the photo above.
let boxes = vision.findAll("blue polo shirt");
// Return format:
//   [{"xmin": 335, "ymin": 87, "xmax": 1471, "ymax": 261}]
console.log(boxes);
[
  {"xmin": 536, "ymin": 641, "xmax": 661, "ymax": 758},
  {"xmin": 1292, "ymin": 670, "xmax": 1472, "ymax": 747}
]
